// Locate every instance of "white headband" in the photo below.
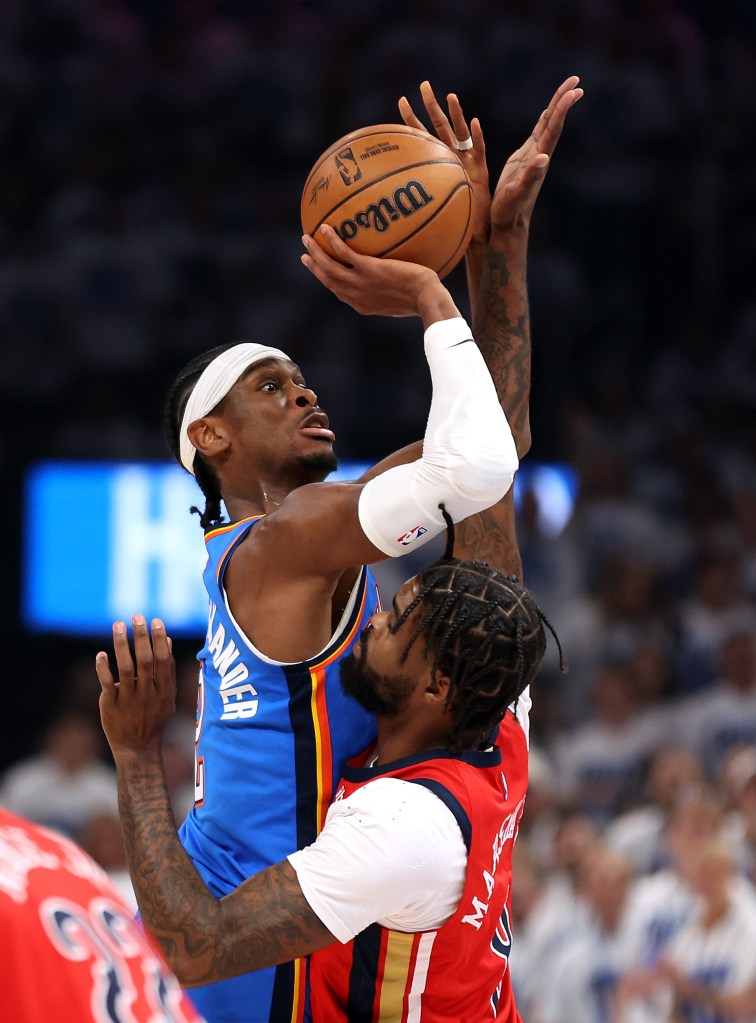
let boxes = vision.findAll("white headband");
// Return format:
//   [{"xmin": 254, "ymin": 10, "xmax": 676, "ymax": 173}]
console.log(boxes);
[{"xmin": 179, "ymin": 342, "xmax": 290, "ymax": 474}]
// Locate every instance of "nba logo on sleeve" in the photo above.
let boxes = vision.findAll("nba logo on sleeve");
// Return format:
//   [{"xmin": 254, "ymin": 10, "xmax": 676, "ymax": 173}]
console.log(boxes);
[{"xmin": 397, "ymin": 525, "xmax": 427, "ymax": 547}]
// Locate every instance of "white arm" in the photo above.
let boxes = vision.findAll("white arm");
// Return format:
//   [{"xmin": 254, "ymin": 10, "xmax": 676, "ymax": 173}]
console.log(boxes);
[{"xmin": 358, "ymin": 317, "xmax": 518, "ymax": 558}]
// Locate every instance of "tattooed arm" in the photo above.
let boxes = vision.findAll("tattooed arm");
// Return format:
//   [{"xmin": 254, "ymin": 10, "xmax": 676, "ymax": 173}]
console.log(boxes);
[
  {"xmin": 98, "ymin": 617, "xmax": 334, "ymax": 986},
  {"xmin": 455, "ymin": 78, "xmax": 584, "ymax": 574}
]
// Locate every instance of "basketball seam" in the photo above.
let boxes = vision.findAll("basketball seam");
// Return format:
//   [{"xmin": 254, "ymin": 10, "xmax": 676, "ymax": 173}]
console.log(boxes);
[
  {"xmin": 305, "ymin": 160, "xmax": 469, "ymax": 234},
  {"xmin": 434, "ymin": 184, "xmax": 475, "ymax": 278},
  {"xmin": 375, "ymin": 181, "xmax": 473, "ymax": 272}
]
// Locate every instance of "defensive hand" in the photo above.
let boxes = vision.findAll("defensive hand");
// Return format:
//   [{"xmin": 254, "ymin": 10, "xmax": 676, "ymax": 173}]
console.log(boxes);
[
  {"xmin": 97, "ymin": 616, "xmax": 176, "ymax": 758},
  {"xmin": 490, "ymin": 75, "xmax": 583, "ymax": 233}
]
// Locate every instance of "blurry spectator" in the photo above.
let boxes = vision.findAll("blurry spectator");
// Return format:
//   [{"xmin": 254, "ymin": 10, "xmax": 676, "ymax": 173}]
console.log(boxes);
[
  {"xmin": 0, "ymin": 712, "xmax": 117, "ymax": 840},
  {"xmin": 675, "ymin": 629, "xmax": 756, "ymax": 773},
  {"xmin": 720, "ymin": 745, "xmax": 756, "ymax": 884},
  {"xmin": 605, "ymin": 747, "xmax": 705, "ymax": 875},
  {"xmin": 552, "ymin": 556, "xmax": 672, "ymax": 725},
  {"xmin": 621, "ymin": 841, "xmax": 756, "ymax": 1023},
  {"xmin": 618, "ymin": 792, "xmax": 753, "ymax": 974},
  {"xmin": 674, "ymin": 552, "xmax": 755, "ymax": 693},
  {"xmin": 555, "ymin": 663, "xmax": 666, "ymax": 822},
  {"xmin": 512, "ymin": 814, "xmax": 601, "ymax": 1018},
  {"xmin": 536, "ymin": 848, "xmax": 639, "ymax": 1023},
  {"xmin": 519, "ymin": 742, "xmax": 561, "ymax": 871}
]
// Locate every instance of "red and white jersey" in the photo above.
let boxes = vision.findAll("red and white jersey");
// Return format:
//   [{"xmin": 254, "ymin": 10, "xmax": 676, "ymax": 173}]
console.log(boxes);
[
  {"xmin": 0, "ymin": 807, "xmax": 204, "ymax": 1023},
  {"xmin": 309, "ymin": 709, "xmax": 529, "ymax": 1023}
]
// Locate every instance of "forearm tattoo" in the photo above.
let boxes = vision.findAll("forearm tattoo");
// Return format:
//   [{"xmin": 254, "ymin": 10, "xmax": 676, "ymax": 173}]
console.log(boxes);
[
  {"xmin": 474, "ymin": 247, "xmax": 531, "ymax": 454},
  {"xmin": 455, "ymin": 498, "xmax": 523, "ymax": 579},
  {"xmin": 116, "ymin": 757, "xmax": 331, "ymax": 985}
]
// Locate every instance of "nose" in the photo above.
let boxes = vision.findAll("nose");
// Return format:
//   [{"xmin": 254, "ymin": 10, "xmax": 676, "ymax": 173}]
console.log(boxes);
[
  {"xmin": 293, "ymin": 385, "xmax": 318, "ymax": 408},
  {"xmin": 368, "ymin": 609, "xmax": 390, "ymax": 635}
]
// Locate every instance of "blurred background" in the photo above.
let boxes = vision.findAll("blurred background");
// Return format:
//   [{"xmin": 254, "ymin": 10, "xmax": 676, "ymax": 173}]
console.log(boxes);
[{"xmin": 1, "ymin": 1, "xmax": 755, "ymax": 1019}]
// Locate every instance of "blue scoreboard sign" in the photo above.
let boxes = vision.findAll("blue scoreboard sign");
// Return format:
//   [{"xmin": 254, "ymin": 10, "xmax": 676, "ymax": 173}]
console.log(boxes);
[{"xmin": 22, "ymin": 460, "xmax": 575, "ymax": 637}]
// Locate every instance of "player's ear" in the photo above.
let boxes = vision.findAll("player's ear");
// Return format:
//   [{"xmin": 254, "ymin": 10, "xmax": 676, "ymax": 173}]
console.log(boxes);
[
  {"xmin": 424, "ymin": 671, "xmax": 450, "ymax": 706},
  {"xmin": 188, "ymin": 417, "xmax": 230, "ymax": 460}
]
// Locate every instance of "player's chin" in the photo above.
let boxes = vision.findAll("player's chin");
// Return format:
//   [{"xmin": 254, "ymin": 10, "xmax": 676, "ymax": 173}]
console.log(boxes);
[{"xmin": 299, "ymin": 446, "xmax": 339, "ymax": 475}]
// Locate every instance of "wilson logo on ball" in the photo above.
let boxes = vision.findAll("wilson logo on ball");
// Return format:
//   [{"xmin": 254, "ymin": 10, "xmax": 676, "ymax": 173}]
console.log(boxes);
[{"xmin": 336, "ymin": 180, "xmax": 434, "ymax": 240}]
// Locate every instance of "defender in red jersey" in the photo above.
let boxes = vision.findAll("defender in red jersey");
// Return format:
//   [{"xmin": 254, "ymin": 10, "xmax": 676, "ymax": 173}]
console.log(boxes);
[
  {"xmin": 306, "ymin": 709, "xmax": 531, "ymax": 1022},
  {"xmin": 0, "ymin": 806, "xmax": 204, "ymax": 1023}
]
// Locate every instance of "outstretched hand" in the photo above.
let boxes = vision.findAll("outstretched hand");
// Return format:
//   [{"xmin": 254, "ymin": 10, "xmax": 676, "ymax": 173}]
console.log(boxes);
[
  {"xmin": 491, "ymin": 75, "xmax": 583, "ymax": 233},
  {"xmin": 97, "ymin": 616, "xmax": 176, "ymax": 758},
  {"xmin": 398, "ymin": 82, "xmax": 490, "ymax": 245},
  {"xmin": 301, "ymin": 224, "xmax": 457, "ymax": 324}
]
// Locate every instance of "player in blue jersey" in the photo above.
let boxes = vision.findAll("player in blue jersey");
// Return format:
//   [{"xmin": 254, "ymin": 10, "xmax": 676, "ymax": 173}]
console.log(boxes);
[{"xmin": 149, "ymin": 78, "xmax": 582, "ymax": 1022}]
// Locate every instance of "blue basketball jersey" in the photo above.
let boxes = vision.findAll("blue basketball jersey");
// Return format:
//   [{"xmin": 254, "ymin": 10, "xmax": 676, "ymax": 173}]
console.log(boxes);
[{"xmin": 178, "ymin": 515, "xmax": 379, "ymax": 1022}]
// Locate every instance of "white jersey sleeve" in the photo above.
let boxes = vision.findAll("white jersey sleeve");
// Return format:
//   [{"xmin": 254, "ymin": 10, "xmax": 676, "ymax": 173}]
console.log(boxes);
[{"xmin": 287, "ymin": 777, "xmax": 467, "ymax": 943}]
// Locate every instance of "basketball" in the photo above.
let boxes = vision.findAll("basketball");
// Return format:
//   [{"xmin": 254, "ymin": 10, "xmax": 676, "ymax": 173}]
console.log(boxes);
[{"xmin": 301, "ymin": 124, "xmax": 475, "ymax": 279}]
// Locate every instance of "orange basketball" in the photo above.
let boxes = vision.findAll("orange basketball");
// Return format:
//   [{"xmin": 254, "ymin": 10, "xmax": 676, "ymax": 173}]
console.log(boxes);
[{"xmin": 301, "ymin": 124, "xmax": 475, "ymax": 279}]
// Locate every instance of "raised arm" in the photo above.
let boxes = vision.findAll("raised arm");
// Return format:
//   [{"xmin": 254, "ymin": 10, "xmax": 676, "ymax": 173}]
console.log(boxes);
[
  {"xmin": 244, "ymin": 226, "xmax": 518, "ymax": 578},
  {"xmin": 98, "ymin": 618, "xmax": 336, "ymax": 986},
  {"xmin": 454, "ymin": 78, "xmax": 583, "ymax": 574},
  {"xmin": 472, "ymin": 76, "xmax": 582, "ymax": 455}
]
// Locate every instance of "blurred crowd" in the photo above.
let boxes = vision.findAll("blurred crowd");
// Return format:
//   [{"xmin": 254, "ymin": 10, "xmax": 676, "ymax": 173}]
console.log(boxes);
[{"xmin": 1, "ymin": 1, "xmax": 755, "ymax": 1020}]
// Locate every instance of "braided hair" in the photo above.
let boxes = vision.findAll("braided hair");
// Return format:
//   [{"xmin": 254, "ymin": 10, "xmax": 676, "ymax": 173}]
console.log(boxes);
[
  {"xmin": 164, "ymin": 344, "xmax": 235, "ymax": 531},
  {"xmin": 394, "ymin": 510, "xmax": 563, "ymax": 751}
]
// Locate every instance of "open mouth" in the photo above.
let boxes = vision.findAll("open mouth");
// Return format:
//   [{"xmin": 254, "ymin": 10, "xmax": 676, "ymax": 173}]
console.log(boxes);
[{"xmin": 300, "ymin": 411, "xmax": 335, "ymax": 441}]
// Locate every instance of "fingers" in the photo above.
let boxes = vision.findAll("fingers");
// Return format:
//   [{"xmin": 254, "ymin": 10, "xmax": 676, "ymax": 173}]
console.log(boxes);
[
  {"xmin": 470, "ymin": 116, "xmax": 486, "ymax": 156},
  {"xmin": 95, "ymin": 650, "xmax": 116, "ymax": 696},
  {"xmin": 132, "ymin": 614, "xmax": 157, "ymax": 689},
  {"xmin": 150, "ymin": 619, "xmax": 176, "ymax": 694},
  {"xmin": 301, "ymin": 228, "xmax": 356, "ymax": 284},
  {"xmin": 532, "ymin": 76, "xmax": 583, "ymax": 154},
  {"xmin": 112, "ymin": 620, "xmax": 136, "ymax": 688},
  {"xmin": 446, "ymin": 93, "xmax": 473, "ymax": 148},
  {"xmin": 398, "ymin": 95, "xmax": 426, "ymax": 133},
  {"xmin": 418, "ymin": 81, "xmax": 456, "ymax": 149},
  {"xmin": 104, "ymin": 616, "xmax": 173, "ymax": 697}
]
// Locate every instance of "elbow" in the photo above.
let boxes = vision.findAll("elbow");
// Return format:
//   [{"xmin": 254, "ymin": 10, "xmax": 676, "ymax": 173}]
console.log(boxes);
[
  {"xmin": 158, "ymin": 944, "xmax": 204, "ymax": 987},
  {"xmin": 456, "ymin": 437, "xmax": 519, "ymax": 506}
]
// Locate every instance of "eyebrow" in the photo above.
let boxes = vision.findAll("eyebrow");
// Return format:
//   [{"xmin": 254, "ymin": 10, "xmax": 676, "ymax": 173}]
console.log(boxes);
[{"xmin": 243, "ymin": 359, "xmax": 303, "ymax": 380}]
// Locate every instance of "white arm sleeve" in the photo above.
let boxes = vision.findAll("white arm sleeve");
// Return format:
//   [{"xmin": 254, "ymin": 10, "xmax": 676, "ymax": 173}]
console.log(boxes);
[{"xmin": 358, "ymin": 317, "xmax": 518, "ymax": 557}]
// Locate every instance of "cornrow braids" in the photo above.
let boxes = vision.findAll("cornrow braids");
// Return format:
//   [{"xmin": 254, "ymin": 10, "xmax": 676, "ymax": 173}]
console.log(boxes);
[
  {"xmin": 398, "ymin": 558, "xmax": 557, "ymax": 751},
  {"xmin": 164, "ymin": 344, "xmax": 235, "ymax": 531}
]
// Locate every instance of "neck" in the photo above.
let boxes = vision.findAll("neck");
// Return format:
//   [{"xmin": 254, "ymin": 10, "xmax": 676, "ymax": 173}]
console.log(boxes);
[
  {"xmin": 222, "ymin": 466, "xmax": 331, "ymax": 520},
  {"xmin": 372, "ymin": 721, "xmax": 452, "ymax": 767}
]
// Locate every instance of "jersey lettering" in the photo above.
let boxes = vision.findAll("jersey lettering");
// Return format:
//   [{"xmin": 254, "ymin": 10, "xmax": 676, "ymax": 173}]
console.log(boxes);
[
  {"xmin": 40, "ymin": 896, "xmax": 195, "ymax": 1023},
  {"xmin": 462, "ymin": 895, "xmax": 489, "ymax": 930},
  {"xmin": 41, "ymin": 897, "xmax": 136, "ymax": 1023},
  {"xmin": 491, "ymin": 901, "xmax": 512, "ymax": 962}
]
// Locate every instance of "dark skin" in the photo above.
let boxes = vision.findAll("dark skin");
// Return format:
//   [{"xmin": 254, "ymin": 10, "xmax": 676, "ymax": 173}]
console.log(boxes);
[
  {"xmin": 99, "ymin": 77, "xmax": 583, "ymax": 985},
  {"xmin": 186, "ymin": 77, "xmax": 582, "ymax": 661}
]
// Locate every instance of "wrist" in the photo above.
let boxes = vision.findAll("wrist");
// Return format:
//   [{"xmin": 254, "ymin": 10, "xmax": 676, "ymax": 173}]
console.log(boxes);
[
  {"xmin": 416, "ymin": 277, "xmax": 460, "ymax": 329},
  {"xmin": 489, "ymin": 219, "xmax": 530, "ymax": 243},
  {"xmin": 112, "ymin": 744, "xmax": 163, "ymax": 771}
]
